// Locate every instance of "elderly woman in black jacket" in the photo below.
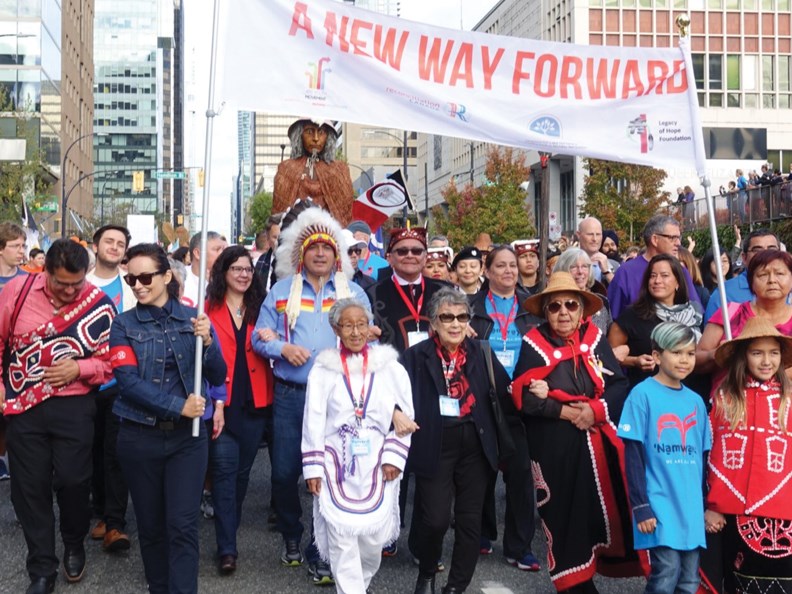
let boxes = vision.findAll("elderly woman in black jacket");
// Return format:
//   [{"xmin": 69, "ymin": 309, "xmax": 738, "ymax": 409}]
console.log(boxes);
[{"xmin": 403, "ymin": 288, "xmax": 510, "ymax": 594}]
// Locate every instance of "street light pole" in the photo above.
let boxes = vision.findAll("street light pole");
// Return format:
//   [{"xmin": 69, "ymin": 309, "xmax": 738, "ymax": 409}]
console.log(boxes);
[{"xmin": 61, "ymin": 132, "xmax": 102, "ymax": 236}]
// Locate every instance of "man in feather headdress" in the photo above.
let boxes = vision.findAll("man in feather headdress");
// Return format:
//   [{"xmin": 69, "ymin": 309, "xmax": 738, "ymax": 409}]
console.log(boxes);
[{"xmin": 252, "ymin": 208, "xmax": 370, "ymax": 584}]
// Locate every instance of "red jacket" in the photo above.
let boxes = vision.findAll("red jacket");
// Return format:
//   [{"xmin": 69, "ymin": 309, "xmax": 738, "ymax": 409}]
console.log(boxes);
[{"xmin": 207, "ymin": 302, "xmax": 272, "ymax": 408}]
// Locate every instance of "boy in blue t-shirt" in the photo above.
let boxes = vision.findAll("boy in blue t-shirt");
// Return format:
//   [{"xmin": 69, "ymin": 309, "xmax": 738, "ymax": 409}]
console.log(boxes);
[{"xmin": 617, "ymin": 322, "xmax": 711, "ymax": 594}]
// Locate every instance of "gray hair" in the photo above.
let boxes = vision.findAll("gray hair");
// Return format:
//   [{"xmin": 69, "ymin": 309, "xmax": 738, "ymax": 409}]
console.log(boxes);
[
  {"xmin": 642, "ymin": 215, "xmax": 679, "ymax": 246},
  {"xmin": 427, "ymin": 287, "xmax": 471, "ymax": 322},
  {"xmin": 554, "ymin": 248, "xmax": 594, "ymax": 289},
  {"xmin": 328, "ymin": 298, "xmax": 372, "ymax": 327},
  {"xmin": 288, "ymin": 121, "xmax": 338, "ymax": 162},
  {"xmin": 189, "ymin": 230, "xmax": 223, "ymax": 255}
]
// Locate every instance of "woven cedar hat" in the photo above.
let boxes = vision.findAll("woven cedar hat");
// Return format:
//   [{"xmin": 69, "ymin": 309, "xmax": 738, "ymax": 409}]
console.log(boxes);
[
  {"xmin": 522, "ymin": 271, "xmax": 603, "ymax": 318},
  {"xmin": 714, "ymin": 316, "xmax": 792, "ymax": 368}
]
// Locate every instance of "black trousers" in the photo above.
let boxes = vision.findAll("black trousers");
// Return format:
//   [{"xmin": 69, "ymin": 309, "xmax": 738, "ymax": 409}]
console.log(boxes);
[
  {"xmin": 118, "ymin": 419, "xmax": 207, "ymax": 594},
  {"xmin": 7, "ymin": 394, "xmax": 96, "ymax": 579},
  {"xmin": 91, "ymin": 386, "xmax": 128, "ymax": 531},
  {"xmin": 481, "ymin": 420, "xmax": 537, "ymax": 558},
  {"xmin": 414, "ymin": 421, "xmax": 493, "ymax": 590}
]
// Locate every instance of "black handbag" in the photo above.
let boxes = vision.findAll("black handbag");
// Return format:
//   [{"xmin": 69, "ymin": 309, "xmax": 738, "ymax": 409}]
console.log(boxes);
[{"xmin": 480, "ymin": 341, "xmax": 516, "ymax": 462}]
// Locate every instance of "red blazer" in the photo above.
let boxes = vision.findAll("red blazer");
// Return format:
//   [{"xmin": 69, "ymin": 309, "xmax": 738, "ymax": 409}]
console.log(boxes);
[{"xmin": 207, "ymin": 302, "xmax": 273, "ymax": 408}]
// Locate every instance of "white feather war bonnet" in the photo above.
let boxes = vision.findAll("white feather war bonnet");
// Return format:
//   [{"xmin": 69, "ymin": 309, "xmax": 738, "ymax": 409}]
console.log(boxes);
[{"xmin": 275, "ymin": 207, "xmax": 354, "ymax": 330}]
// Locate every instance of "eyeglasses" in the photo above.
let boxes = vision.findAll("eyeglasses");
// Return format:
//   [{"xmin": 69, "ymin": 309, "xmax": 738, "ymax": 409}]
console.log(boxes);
[
  {"xmin": 393, "ymin": 247, "xmax": 426, "ymax": 257},
  {"xmin": 655, "ymin": 233, "xmax": 681, "ymax": 243},
  {"xmin": 124, "ymin": 271, "xmax": 164, "ymax": 287},
  {"xmin": 436, "ymin": 312, "xmax": 471, "ymax": 324},
  {"xmin": 347, "ymin": 248, "xmax": 362, "ymax": 256},
  {"xmin": 50, "ymin": 276, "xmax": 85, "ymax": 290},
  {"xmin": 569, "ymin": 264, "xmax": 591, "ymax": 271},
  {"xmin": 337, "ymin": 322, "xmax": 369, "ymax": 333},
  {"xmin": 544, "ymin": 300, "xmax": 581, "ymax": 314},
  {"xmin": 229, "ymin": 265, "xmax": 254, "ymax": 275}
]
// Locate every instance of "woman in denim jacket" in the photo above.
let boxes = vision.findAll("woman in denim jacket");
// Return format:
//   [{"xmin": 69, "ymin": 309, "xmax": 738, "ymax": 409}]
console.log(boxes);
[{"xmin": 109, "ymin": 243, "xmax": 226, "ymax": 594}]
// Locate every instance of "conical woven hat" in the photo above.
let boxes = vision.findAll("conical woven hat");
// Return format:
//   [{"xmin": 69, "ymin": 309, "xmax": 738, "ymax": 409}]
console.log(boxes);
[
  {"xmin": 522, "ymin": 271, "xmax": 603, "ymax": 318},
  {"xmin": 714, "ymin": 316, "xmax": 792, "ymax": 368}
]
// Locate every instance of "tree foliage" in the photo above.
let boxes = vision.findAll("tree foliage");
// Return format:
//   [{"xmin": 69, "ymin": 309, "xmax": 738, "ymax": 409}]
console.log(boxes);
[
  {"xmin": 246, "ymin": 191, "xmax": 272, "ymax": 235},
  {"xmin": 432, "ymin": 147, "xmax": 534, "ymax": 246},
  {"xmin": 0, "ymin": 90, "xmax": 50, "ymax": 223},
  {"xmin": 579, "ymin": 158, "xmax": 670, "ymax": 244}
]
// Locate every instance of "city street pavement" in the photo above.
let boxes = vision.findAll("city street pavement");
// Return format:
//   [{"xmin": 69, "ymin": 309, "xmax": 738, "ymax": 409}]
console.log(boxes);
[{"xmin": 0, "ymin": 449, "xmax": 646, "ymax": 593}]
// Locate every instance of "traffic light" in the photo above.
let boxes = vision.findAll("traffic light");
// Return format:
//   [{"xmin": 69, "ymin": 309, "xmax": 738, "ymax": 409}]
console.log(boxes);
[
  {"xmin": 198, "ymin": 169, "xmax": 205, "ymax": 187},
  {"xmin": 132, "ymin": 171, "xmax": 145, "ymax": 193}
]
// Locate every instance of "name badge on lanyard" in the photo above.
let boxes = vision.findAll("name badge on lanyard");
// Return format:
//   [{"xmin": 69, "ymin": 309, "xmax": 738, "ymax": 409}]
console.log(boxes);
[
  {"xmin": 439, "ymin": 396, "xmax": 461, "ymax": 417},
  {"xmin": 408, "ymin": 330, "xmax": 429, "ymax": 347},
  {"xmin": 495, "ymin": 349, "xmax": 514, "ymax": 368},
  {"xmin": 350, "ymin": 437, "xmax": 371, "ymax": 456}
]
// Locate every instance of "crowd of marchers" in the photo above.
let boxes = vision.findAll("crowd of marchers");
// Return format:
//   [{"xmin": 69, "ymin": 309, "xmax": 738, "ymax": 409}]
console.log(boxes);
[{"xmin": 1, "ymin": 203, "xmax": 792, "ymax": 594}]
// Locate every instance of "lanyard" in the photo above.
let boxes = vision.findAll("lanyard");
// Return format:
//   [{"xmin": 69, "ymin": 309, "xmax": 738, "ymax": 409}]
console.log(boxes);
[
  {"xmin": 487, "ymin": 291, "xmax": 518, "ymax": 344},
  {"xmin": 340, "ymin": 349, "xmax": 371, "ymax": 422},
  {"xmin": 392, "ymin": 276, "xmax": 424, "ymax": 326},
  {"xmin": 440, "ymin": 351, "xmax": 460, "ymax": 395}
]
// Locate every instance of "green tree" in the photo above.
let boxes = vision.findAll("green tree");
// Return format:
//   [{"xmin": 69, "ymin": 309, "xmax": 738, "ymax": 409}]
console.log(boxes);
[
  {"xmin": 579, "ymin": 158, "xmax": 670, "ymax": 244},
  {"xmin": 0, "ymin": 90, "xmax": 50, "ymax": 223},
  {"xmin": 432, "ymin": 147, "xmax": 534, "ymax": 246},
  {"xmin": 246, "ymin": 191, "xmax": 272, "ymax": 235}
]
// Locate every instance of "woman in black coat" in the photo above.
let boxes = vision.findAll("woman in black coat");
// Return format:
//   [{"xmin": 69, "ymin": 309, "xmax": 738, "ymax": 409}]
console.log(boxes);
[{"xmin": 402, "ymin": 288, "xmax": 510, "ymax": 594}]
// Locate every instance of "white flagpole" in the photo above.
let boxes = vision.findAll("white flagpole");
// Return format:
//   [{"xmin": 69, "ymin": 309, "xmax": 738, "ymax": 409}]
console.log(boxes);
[
  {"xmin": 192, "ymin": 0, "xmax": 222, "ymax": 437},
  {"xmin": 677, "ymin": 16, "xmax": 731, "ymax": 340}
]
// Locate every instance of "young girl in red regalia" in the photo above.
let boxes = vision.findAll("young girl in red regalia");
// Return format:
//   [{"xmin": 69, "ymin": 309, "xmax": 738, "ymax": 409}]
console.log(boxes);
[{"xmin": 704, "ymin": 316, "xmax": 792, "ymax": 594}]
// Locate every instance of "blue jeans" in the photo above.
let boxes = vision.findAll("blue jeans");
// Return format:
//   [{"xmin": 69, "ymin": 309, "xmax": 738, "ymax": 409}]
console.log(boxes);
[
  {"xmin": 272, "ymin": 382, "xmax": 307, "ymax": 542},
  {"xmin": 118, "ymin": 419, "xmax": 207, "ymax": 594},
  {"xmin": 210, "ymin": 410, "xmax": 267, "ymax": 557},
  {"xmin": 645, "ymin": 546, "xmax": 700, "ymax": 594}
]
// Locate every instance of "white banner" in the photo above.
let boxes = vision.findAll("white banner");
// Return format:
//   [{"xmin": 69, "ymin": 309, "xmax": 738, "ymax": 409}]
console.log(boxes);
[{"xmin": 222, "ymin": 0, "xmax": 706, "ymax": 173}]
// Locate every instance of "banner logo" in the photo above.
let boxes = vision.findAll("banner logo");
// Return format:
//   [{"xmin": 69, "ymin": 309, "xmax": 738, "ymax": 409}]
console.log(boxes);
[
  {"xmin": 305, "ymin": 57, "xmax": 332, "ymax": 91},
  {"xmin": 528, "ymin": 115, "xmax": 561, "ymax": 137},
  {"xmin": 446, "ymin": 103, "xmax": 468, "ymax": 122},
  {"xmin": 627, "ymin": 114, "xmax": 654, "ymax": 153}
]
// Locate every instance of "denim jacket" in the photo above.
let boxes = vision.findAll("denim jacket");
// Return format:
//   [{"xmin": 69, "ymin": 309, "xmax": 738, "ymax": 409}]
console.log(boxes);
[{"xmin": 109, "ymin": 299, "xmax": 227, "ymax": 426}]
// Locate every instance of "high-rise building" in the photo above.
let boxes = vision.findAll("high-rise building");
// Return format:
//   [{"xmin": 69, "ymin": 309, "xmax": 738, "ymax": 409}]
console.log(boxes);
[
  {"xmin": 251, "ymin": 112, "xmax": 294, "ymax": 196},
  {"xmin": 419, "ymin": 0, "xmax": 792, "ymax": 234},
  {"xmin": 93, "ymin": 0, "xmax": 177, "ymax": 225},
  {"xmin": 0, "ymin": 0, "xmax": 95, "ymax": 237}
]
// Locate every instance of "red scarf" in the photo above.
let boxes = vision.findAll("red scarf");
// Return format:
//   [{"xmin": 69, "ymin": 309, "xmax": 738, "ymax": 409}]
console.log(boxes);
[{"xmin": 433, "ymin": 337, "xmax": 475, "ymax": 417}]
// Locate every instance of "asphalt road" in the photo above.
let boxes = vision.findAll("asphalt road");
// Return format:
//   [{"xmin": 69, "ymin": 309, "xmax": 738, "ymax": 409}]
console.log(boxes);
[{"xmin": 0, "ymin": 451, "xmax": 646, "ymax": 593}]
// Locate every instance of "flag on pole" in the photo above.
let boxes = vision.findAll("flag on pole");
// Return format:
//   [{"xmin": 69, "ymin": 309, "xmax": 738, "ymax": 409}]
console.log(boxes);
[
  {"xmin": 352, "ymin": 169, "xmax": 413, "ymax": 232},
  {"xmin": 20, "ymin": 200, "xmax": 39, "ymax": 250}
]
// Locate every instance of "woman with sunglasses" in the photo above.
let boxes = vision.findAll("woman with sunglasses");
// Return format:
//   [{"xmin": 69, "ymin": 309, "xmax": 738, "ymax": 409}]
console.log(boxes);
[
  {"xmin": 511, "ymin": 272, "xmax": 646, "ymax": 592},
  {"xmin": 469, "ymin": 246, "xmax": 542, "ymax": 570},
  {"xmin": 109, "ymin": 243, "xmax": 226, "ymax": 594},
  {"xmin": 403, "ymin": 288, "xmax": 510, "ymax": 594},
  {"xmin": 607, "ymin": 254, "xmax": 703, "ymax": 391},
  {"xmin": 205, "ymin": 245, "xmax": 273, "ymax": 575}
]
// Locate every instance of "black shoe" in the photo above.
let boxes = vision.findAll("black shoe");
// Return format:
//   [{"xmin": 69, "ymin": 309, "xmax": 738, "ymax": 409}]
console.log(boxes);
[
  {"xmin": 26, "ymin": 575, "xmax": 55, "ymax": 594},
  {"xmin": 219, "ymin": 554, "xmax": 237, "ymax": 575},
  {"xmin": 414, "ymin": 573, "xmax": 436, "ymax": 594},
  {"xmin": 63, "ymin": 544, "xmax": 86, "ymax": 583},
  {"xmin": 442, "ymin": 587, "xmax": 464, "ymax": 594}
]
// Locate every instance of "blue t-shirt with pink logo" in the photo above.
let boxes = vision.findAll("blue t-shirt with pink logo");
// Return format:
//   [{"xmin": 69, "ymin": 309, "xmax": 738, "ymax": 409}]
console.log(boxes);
[{"xmin": 617, "ymin": 377, "xmax": 711, "ymax": 551}]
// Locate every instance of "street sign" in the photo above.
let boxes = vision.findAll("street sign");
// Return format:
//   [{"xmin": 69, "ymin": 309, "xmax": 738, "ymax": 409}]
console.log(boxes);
[
  {"xmin": 33, "ymin": 201, "xmax": 58, "ymax": 212},
  {"xmin": 155, "ymin": 171, "xmax": 186, "ymax": 180}
]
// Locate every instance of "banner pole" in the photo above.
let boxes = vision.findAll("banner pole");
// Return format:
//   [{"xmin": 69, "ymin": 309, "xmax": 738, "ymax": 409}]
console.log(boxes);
[
  {"xmin": 192, "ymin": 0, "xmax": 222, "ymax": 436},
  {"xmin": 676, "ymin": 15, "xmax": 731, "ymax": 340}
]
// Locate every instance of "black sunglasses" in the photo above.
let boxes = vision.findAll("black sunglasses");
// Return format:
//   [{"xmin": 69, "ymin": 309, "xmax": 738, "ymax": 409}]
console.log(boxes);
[
  {"xmin": 347, "ymin": 247, "xmax": 362, "ymax": 256},
  {"xmin": 393, "ymin": 247, "xmax": 425, "ymax": 257},
  {"xmin": 124, "ymin": 271, "xmax": 164, "ymax": 287},
  {"xmin": 437, "ymin": 312, "xmax": 471, "ymax": 324},
  {"xmin": 545, "ymin": 300, "xmax": 581, "ymax": 314}
]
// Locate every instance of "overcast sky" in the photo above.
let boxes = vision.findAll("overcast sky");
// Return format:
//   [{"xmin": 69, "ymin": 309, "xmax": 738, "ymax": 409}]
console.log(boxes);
[{"xmin": 188, "ymin": 0, "xmax": 496, "ymax": 238}]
